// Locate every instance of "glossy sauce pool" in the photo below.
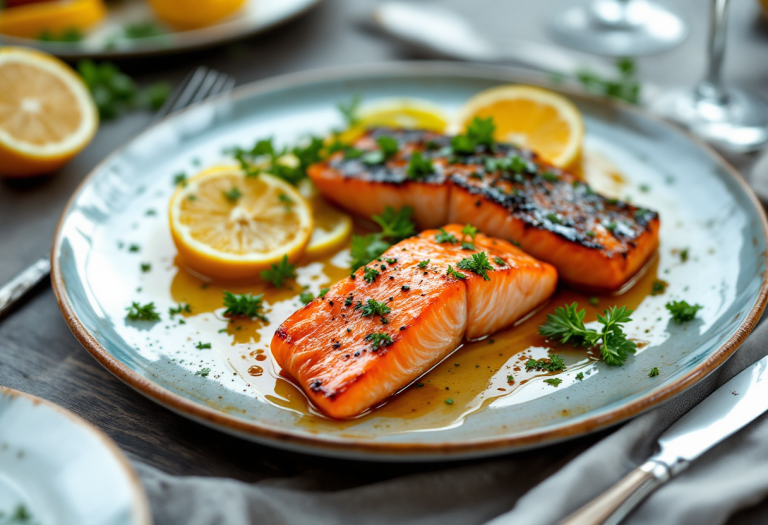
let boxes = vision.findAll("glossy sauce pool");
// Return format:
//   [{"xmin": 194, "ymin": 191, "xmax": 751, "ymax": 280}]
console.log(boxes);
[{"xmin": 164, "ymin": 152, "xmax": 658, "ymax": 434}]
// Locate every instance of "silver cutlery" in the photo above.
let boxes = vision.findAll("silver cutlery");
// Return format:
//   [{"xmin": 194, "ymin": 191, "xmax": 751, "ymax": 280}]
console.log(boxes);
[
  {"xmin": 0, "ymin": 66, "xmax": 235, "ymax": 320},
  {"xmin": 371, "ymin": 2, "xmax": 616, "ymax": 78},
  {"xmin": 560, "ymin": 354, "xmax": 768, "ymax": 525}
]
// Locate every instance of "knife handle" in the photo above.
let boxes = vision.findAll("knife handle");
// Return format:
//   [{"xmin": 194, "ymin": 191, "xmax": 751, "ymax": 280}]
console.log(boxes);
[
  {"xmin": 558, "ymin": 460, "xmax": 671, "ymax": 525},
  {"xmin": 0, "ymin": 254, "xmax": 51, "ymax": 319}
]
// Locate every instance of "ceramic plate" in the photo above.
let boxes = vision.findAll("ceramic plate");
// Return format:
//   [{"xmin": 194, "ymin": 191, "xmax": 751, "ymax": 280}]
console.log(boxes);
[
  {"xmin": 0, "ymin": 387, "xmax": 150, "ymax": 524},
  {"xmin": 52, "ymin": 62, "xmax": 768, "ymax": 461},
  {"xmin": 0, "ymin": 0, "xmax": 320, "ymax": 59}
]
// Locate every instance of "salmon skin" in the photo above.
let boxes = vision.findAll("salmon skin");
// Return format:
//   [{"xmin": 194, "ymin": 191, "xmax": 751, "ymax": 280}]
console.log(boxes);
[
  {"xmin": 308, "ymin": 127, "xmax": 660, "ymax": 292},
  {"xmin": 271, "ymin": 224, "xmax": 557, "ymax": 419}
]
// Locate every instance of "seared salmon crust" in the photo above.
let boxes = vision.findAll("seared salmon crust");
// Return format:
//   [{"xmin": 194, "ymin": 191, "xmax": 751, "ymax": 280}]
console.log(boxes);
[
  {"xmin": 309, "ymin": 127, "xmax": 660, "ymax": 291},
  {"xmin": 271, "ymin": 225, "xmax": 557, "ymax": 419}
]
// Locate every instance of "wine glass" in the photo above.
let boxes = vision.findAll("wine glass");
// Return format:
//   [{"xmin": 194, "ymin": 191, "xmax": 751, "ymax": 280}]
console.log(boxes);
[
  {"xmin": 652, "ymin": 0, "xmax": 768, "ymax": 153},
  {"xmin": 548, "ymin": 0, "xmax": 688, "ymax": 56}
]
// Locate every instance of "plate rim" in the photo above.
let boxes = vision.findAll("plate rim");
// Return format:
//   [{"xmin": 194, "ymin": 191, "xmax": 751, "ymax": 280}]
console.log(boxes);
[
  {"xmin": 0, "ymin": 0, "xmax": 323, "ymax": 59},
  {"xmin": 0, "ymin": 386, "xmax": 151, "ymax": 523},
  {"xmin": 51, "ymin": 60, "xmax": 768, "ymax": 460}
]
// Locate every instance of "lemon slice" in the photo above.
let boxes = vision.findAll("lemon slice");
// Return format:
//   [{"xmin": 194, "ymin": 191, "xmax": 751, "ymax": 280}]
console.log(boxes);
[
  {"xmin": 147, "ymin": 0, "xmax": 246, "ymax": 29},
  {"xmin": 298, "ymin": 181, "xmax": 352, "ymax": 257},
  {"xmin": 169, "ymin": 166, "xmax": 313, "ymax": 281},
  {"xmin": 454, "ymin": 85, "xmax": 584, "ymax": 168},
  {"xmin": 0, "ymin": 47, "xmax": 98, "ymax": 177},
  {"xmin": 0, "ymin": 0, "xmax": 106, "ymax": 39}
]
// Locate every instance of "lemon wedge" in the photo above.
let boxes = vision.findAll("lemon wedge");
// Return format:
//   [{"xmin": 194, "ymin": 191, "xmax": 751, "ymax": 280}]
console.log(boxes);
[
  {"xmin": 454, "ymin": 85, "xmax": 584, "ymax": 169},
  {"xmin": 0, "ymin": 47, "xmax": 98, "ymax": 177},
  {"xmin": 337, "ymin": 98, "xmax": 449, "ymax": 143},
  {"xmin": 169, "ymin": 166, "xmax": 313, "ymax": 281},
  {"xmin": 0, "ymin": 0, "xmax": 105, "ymax": 39}
]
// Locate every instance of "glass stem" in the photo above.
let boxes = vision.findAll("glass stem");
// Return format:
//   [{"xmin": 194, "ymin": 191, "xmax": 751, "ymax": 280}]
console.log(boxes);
[{"xmin": 696, "ymin": 0, "xmax": 730, "ymax": 105}]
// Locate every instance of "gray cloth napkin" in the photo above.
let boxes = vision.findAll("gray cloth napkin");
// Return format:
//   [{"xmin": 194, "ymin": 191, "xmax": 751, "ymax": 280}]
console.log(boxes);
[{"xmin": 134, "ymin": 318, "xmax": 768, "ymax": 525}]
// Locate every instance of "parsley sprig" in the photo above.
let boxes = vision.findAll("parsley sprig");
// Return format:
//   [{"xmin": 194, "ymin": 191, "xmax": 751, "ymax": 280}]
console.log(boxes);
[
  {"xmin": 539, "ymin": 303, "xmax": 637, "ymax": 366},
  {"xmin": 359, "ymin": 299, "xmax": 391, "ymax": 317},
  {"xmin": 435, "ymin": 228, "xmax": 458, "ymax": 244},
  {"xmin": 457, "ymin": 252, "xmax": 494, "ymax": 280},
  {"xmin": 126, "ymin": 302, "xmax": 160, "ymax": 321},
  {"xmin": 231, "ymin": 135, "xmax": 325, "ymax": 186},
  {"xmin": 260, "ymin": 255, "xmax": 296, "ymax": 288},
  {"xmin": 451, "ymin": 117, "xmax": 496, "ymax": 154},
  {"xmin": 407, "ymin": 151, "xmax": 435, "ymax": 180},
  {"xmin": 350, "ymin": 206, "xmax": 416, "ymax": 271},
  {"xmin": 365, "ymin": 332, "xmax": 393, "ymax": 351},
  {"xmin": 666, "ymin": 301, "xmax": 702, "ymax": 323},
  {"xmin": 222, "ymin": 292, "xmax": 268, "ymax": 321}
]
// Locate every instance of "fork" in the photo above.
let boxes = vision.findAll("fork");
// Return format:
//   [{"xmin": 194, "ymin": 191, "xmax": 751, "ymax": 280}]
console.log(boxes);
[{"xmin": 0, "ymin": 66, "xmax": 236, "ymax": 320}]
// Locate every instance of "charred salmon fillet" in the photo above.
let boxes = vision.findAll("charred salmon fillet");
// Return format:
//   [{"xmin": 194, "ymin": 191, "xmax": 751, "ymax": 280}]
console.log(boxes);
[
  {"xmin": 308, "ymin": 127, "xmax": 659, "ymax": 292},
  {"xmin": 271, "ymin": 224, "xmax": 557, "ymax": 418}
]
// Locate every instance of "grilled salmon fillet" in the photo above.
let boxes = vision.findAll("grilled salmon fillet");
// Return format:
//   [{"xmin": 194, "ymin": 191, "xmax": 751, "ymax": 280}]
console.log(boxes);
[
  {"xmin": 308, "ymin": 127, "xmax": 659, "ymax": 292},
  {"xmin": 271, "ymin": 224, "xmax": 557, "ymax": 418}
]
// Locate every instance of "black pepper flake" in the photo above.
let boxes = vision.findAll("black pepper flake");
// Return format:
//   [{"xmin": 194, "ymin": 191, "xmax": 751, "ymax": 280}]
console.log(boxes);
[
  {"xmin": 389, "ymin": 297, "xmax": 394, "ymax": 301},
  {"xmin": 347, "ymin": 328, "xmax": 352, "ymax": 333},
  {"xmin": 380, "ymin": 317, "xmax": 388, "ymax": 324},
  {"xmin": 354, "ymin": 351, "xmax": 361, "ymax": 357},
  {"xmin": 344, "ymin": 354, "xmax": 350, "ymax": 359},
  {"xmin": 402, "ymin": 285, "xmax": 410, "ymax": 291},
  {"xmin": 475, "ymin": 200, "xmax": 481, "ymax": 207},
  {"xmin": 310, "ymin": 380, "xmax": 322, "ymax": 391},
  {"xmin": 389, "ymin": 276, "xmax": 394, "ymax": 280},
  {"xmin": 350, "ymin": 275, "xmax": 356, "ymax": 280},
  {"xmin": 329, "ymin": 301, "xmax": 334, "ymax": 306},
  {"xmin": 400, "ymin": 326, "xmax": 406, "ymax": 331},
  {"xmin": 332, "ymin": 342, "xmax": 341, "ymax": 349},
  {"xmin": 423, "ymin": 271, "xmax": 428, "ymax": 276},
  {"xmin": 380, "ymin": 264, "xmax": 386, "ymax": 271}
]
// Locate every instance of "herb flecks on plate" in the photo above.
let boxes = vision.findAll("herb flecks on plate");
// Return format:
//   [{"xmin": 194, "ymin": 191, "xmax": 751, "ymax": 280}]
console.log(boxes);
[
  {"xmin": 126, "ymin": 301, "xmax": 160, "ymax": 322},
  {"xmin": 222, "ymin": 292, "xmax": 268, "ymax": 322}
]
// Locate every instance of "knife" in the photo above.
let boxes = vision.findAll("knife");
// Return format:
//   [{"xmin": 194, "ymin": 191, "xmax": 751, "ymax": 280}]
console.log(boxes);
[{"xmin": 560, "ymin": 355, "xmax": 768, "ymax": 525}]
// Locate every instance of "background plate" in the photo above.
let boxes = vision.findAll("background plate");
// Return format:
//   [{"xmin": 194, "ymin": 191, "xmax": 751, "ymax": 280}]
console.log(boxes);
[
  {"xmin": 52, "ymin": 62, "xmax": 768, "ymax": 461},
  {"xmin": 0, "ymin": 0, "xmax": 321, "ymax": 59}
]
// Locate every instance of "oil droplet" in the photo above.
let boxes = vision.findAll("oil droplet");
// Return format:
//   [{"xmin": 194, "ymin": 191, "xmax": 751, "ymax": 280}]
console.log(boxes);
[
  {"xmin": 255, "ymin": 354, "xmax": 267, "ymax": 361},
  {"xmin": 248, "ymin": 365, "xmax": 264, "ymax": 377}
]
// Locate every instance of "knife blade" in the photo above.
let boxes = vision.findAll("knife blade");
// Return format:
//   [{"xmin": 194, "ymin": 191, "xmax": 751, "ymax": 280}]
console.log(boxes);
[{"xmin": 560, "ymin": 355, "xmax": 768, "ymax": 525}]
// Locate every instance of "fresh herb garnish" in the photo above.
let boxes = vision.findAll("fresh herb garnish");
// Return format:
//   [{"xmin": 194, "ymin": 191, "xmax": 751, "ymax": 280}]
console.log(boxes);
[
  {"xmin": 540, "ymin": 171, "xmax": 559, "ymax": 182},
  {"xmin": 318, "ymin": 288, "xmax": 330, "ymax": 298},
  {"xmin": 126, "ymin": 302, "xmax": 160, "ymax": 321},
  {"xmin": 359, "ymin": 299, "xmax": 391, "ymax": 317},
  {"xmin": 128, "ymin": 244, "xmax": 140, "ymax": 252},
  {"xmin": 363, "ymin": 266, "xmax": 380, "ymax": 283},
  {"xmin": 651, "ymin": 280, "xmax": 668, "ymax": 296},
  {"xmin": 38, "ymin": 27, "xmax": 83, "ymax": 42},
  {"xmin": 539, "ymin": 303, "xmax": 637, "ymax": 366},
  {"xmin": 140, "ymin": 262, "xmax": 151, "ymax": 273},
  {"xmin": 169, "ymin": 303, "xmax": 192, "ymax": 316},
  {"xmin": 649, "ymin": 367, "xmax": 660, "ymax": 378},
  {"xmin": 575, "ymin": 57, "xmax": 641, "ymax": 105},
  {"xmin": 544, "ymin": 378, "xmax": 563, "ymax": 387},
  {"xmin": 461, "ymin": 224, "xmax": 477, "ymax": 242},
  {"xmin": 222, "ymin": 292, "xmax": 268, "ymax": 321},
  {"xmin": 260, "ymin": 255, "xmax": 296, "ymax": 288},
  {"xmin": 365, "ymin": 332, "xmax": 393, "ymax": 351},
  {"xmin": 77, "ymin": 60, "xmax": 171, "ymax": 120},
  {"xmin": 462, "ymin": 242, "xmax": 476, "ymax": 250},
  {"xmin": 407, "ymin": 151, "xmax": 435, "ymax": 180},
  {"xmin": 665, "ymin": 300, "xmax": 702, "ymax": 323},
  {"xmin": 525, "ymin": 355, "xmax": 566, "ymax": 372},
  {"xmin": 446, "ymin": 265, "xmax": 466, "ymax": 280},
  {"xmin": 299, "ymin": 291, "xmax": 315, "ymax": 304},
  {"xmin": 196, "ymin": 342, "xmax": 211, "ymax": 350},
  {"xmin": 418, "ymin": 259, "xmax": 430, "ymax": 269},
  {"xmin": 350, "ymin": 207, "xmax": 416, "ymax": 271},
  {"xmin": 494, "ymin": 256, "xmax": 506, "ymax": 266},
  {"xmin": 222, "ymin": 186, "xmax": 243, "ymax": 203},
  {"xmin": 173, "ymin": 172, "xmax": 187, "ymax": 186},
  {"xmin": 575, "ymin": 372, "xmax": 584, "ymax": 381},
  {"xmin": 435, "ymin": 228, "xmax": 458, "ymax": 244},
  {"xmin": 337, "ymin": 95, "xmax": 361, "ymax": 127},
  {"xmin": 278, "ymin": 193, "xmax": 293, "ymax": 211},
  {"xmin": 680, "ymin": 248, "xmax": 689, "ymax": 263},
  {"xmin": 589, "ymin": 297, "xmax": 599, "ymax": 306},
  {"xmin": 457, "ymin": 251, "xmax": 494, "ymax": 280},
  {"xmin": 506, "ymin": 374, "xmax": 515, "ymax": 383},
  {"xmin": 124, "ymin": 21, "xmax": 166, "ymax": 39},
  {"xmin": 195, "ymin": 368, "xmax": 211, "ymax": 377},
  {"xmin": 376, "ymin": 135, "xmax": 399, "ymax": 157},
  {"xmin": 231, "ymin": 135, "xmax": 326, "ymax": 186},
  {"xmin": 451, "ymin": 116, "xmax": 496, "ymax": 154}
]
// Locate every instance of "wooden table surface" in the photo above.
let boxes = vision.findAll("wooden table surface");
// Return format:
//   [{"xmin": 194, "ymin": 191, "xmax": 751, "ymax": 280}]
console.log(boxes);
[{"xmin": 2, "ymin": 0, "xmax": 768, "ymax": 487}]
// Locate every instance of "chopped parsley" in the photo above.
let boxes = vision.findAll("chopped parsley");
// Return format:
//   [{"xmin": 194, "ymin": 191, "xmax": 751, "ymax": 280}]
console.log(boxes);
[
  {"xmin": 665, "ymin": 300, "xmax": 702, "ymax": 323},
  {"xmin": 451, "ymin": 116, "xmax": 496, "ymax": 154},
  {"xmin": 359, "ymin": 299, "xmax": 391, "ymax": 317},
  {"xmin": 222, "ymin": 292, "xmax": 268, "ymax": 321},
  {"xmin": 337, "ymin": 95, "xmax": 361, "ymax": 127},
  {"xmin": 231, "ymin": 135, "xmax": 326, "ymax": 186},
  {"xmin": 363, "ymin": 266, "xmax": 380, "ymax": 283},
  {"xmin": 457, "ymin": 251, "xmax": 494, "ymax": 280},
  {"xmin": 575, "ymin": 372, "xmax": 584, "ymax": 381},
  {"xmin": 461, "ymin": 224, "xmax": 477, "ymax": 242},
  {"xmin": 589, "ymin": 297, "xmax": 599, "ymax": 306},
  {"xmin": 540, "ymin": 171, "xmax": 559, "ymax": 182},
  {"xmin": 365, "ymin": 332, "xmax": 393, "ymax": 350},
  {"xmin": 649, "ymin": 367, "xmax": 660, "ymax": 378},
  {"xmin": 462, "ymin": 242, "xmax": 476, "ymax": 250},
  {"xmin": 445, "ymin": 398, "xmax": 454, "ymax": 405},
  {"xmin": 651, "ymin": 280, "xmax": 668, "ymax": 296},
  {"xmin": 38, "ymin": 27, "xmax": 84, "ymax": 42},
  {"xmin": 494, "ymin": 257, "xmax": 506, "ymax": 266},
  {"xmin": 173, "ymin": 172, "xmax": 187, "ymax": 186},
  {"xmin": 196, "ymin": 342, "xmax": 211, "ymax": 350},
  {"xmin": 260, "ymin": 255, "xmax": 296, "ymax": 288},
  {"xmin": 195, "ymin": 367, "xmax": 211, "ymax": 377},
  {"xmin": 125, "ymin": 302, "xmax": 160, "ymax": 321},
  {"xmin": 299, "ymin": 291, "xmax": 315, "ymax": 304},
  {"xmin": 222, "ymin": 186, "xmax": 243, "ymax": 203},
  {"xmin": 525, "ymin": 355, "xmax": 566, "ymax": 372},
  {"xmin": 407, "ymin": 151, "xmax": 435, "ymax": 180},
  {"xmin": 506, "ymin": 374, "xmax": 515, "ymax": 383},
  {"xmin": 544, "ymin": 378, "xmax": 563, "ymax": 387},
  {"xmin": 128, "ymin": 244, "xmax": 140, "ymax": 252},
  {"xmin": 446, "ymin": 265, "xmax": 466, "ymax": 280},
  {"xmin": 375, "ymin": 135, "xmax": 399, "ymax": 158},
  {"xmin": 169, "ymin": 303, "xmax": 192, "ymax": 316},
  {"xmin": 575, "ymin": 57, "xmax": 641, "ymax": 105},
  {"xmin": 140, "ymin": 262, "xmax": 151, "ymax": 273},
  {"xmin": 124, "ymin": 21, "xmax": 166, "ymax": 39},
  {"xmin": 318, "ymin": 288, "xmax": 330, "ymax": 298},
  {"xmin": 278, "ymin": 193, "xmax": 293, "ymax": 211},
  {"xmin": 546, "ymin": 213, "xmax": 561, "ymax": 224},
  {"xmin": 539, "ymin": 303, "xmax": 637, "ymax": 366},
  {"xmin": 435, "ymin": 228, "xmax": 458, "ymax": 244},
  {"xmin": 418, "ymin": 259, "xmax": 430, "ymax": 269},
  {"xmin": 680, "ymin": 248, "xmax": 689, "ymax": 263}
]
